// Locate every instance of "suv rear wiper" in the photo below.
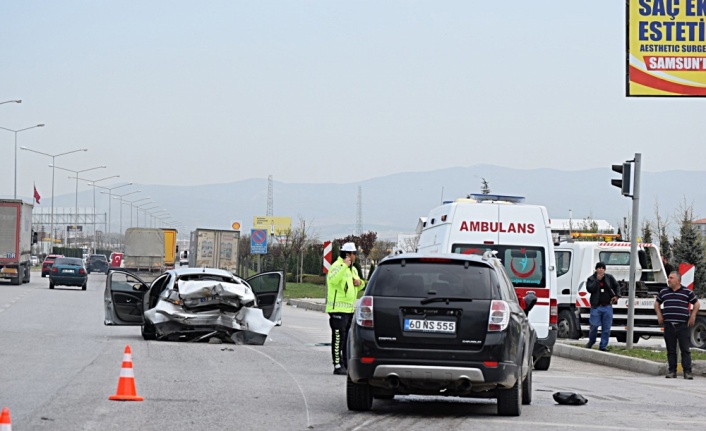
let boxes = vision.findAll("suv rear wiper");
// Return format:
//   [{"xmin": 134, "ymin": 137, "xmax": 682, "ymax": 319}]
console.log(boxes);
[{"xmin": 420, "ymin": 297, "xmax": 473, "ymax": 305}]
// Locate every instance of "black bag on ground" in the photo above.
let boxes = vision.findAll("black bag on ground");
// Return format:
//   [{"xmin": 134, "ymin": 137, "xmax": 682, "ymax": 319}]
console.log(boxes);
[{"xmin": 553, "ymin": 392, "xmax": 588, "ymax": 405}]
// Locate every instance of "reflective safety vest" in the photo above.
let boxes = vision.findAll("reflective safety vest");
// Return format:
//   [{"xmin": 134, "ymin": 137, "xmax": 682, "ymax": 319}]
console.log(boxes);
[{"xmin": 326, "ymin": 257, "xmax": 366, "ymax": 313}]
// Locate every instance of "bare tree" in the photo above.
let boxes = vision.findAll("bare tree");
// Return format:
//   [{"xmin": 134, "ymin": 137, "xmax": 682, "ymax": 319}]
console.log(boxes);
[{"xmin": 654, "ymin": 200, "xmax": 671, "ymax": 259}]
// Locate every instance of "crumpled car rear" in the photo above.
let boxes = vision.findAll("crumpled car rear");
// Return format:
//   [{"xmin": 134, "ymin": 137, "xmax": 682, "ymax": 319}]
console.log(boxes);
[{"xmin": 145, "ymin": 279, "xmax": 275, "ymax": 344}]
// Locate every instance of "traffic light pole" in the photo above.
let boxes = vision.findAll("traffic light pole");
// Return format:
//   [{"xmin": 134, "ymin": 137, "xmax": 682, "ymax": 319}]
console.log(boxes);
[{"xmin": 626, "ymin": 153, "xmax": 642, "ymax": 349}]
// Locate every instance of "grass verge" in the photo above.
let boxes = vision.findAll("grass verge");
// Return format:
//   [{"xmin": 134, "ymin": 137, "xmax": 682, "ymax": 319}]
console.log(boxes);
[
  {"xmin": 605, "ymin": 346, "xmax": 706, "ymax": 362},
  {"xmin": 284, "ymin": 282, "xmax": 326, "ymax": 299}
]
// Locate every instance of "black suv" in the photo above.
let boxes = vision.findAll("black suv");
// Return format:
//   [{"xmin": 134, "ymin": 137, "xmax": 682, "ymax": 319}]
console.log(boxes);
[
  {"xmin": 347, "ymin": 252, "xmax": 537, "ymax": 416},
  {"xmin": 86, "ymin": 254, "xmax": 109, "ymax": 274}
]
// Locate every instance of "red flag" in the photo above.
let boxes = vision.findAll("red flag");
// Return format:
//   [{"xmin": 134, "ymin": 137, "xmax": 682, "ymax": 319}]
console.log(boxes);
[{"xmin": 34, "ymin": 184, "xmax": 41, "ymax": 204}]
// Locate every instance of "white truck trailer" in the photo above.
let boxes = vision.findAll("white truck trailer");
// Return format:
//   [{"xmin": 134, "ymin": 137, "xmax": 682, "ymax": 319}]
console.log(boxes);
[
  {"xmin": 0, "ymin": 200, "xmax": 33, "ymax": 285},
  {"xmin": 189, "ymin": 229, "xmax": 240, "ymax": 274}
]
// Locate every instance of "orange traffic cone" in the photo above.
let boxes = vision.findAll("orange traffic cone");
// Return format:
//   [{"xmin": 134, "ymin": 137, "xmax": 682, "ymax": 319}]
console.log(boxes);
[
  {"xmin": 109, "ymin": 345, "xmax": 144, "ymax": 401},
  {"xmin": 0, "ymin": 407, "xmax": 12, "ymax": 431}
]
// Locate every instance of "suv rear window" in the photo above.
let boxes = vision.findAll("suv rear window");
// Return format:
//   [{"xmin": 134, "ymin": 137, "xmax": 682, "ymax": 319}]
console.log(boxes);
[
  {"xmin": 368, "ymin": 260, "xmax": 492, "ymax": 299},
  {"xmin": 90, "ymin": 255, "xmax": 107, "ymax": 261}
]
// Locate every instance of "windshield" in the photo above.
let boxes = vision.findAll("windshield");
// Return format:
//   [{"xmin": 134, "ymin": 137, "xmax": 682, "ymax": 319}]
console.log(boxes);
[
  {"xmin": 368, "ymin": 260, "xmax": 492, "ymax": 299},
  {"xmin": 451, "ymin": 244, "xmax": 547, "ymax": 288}
]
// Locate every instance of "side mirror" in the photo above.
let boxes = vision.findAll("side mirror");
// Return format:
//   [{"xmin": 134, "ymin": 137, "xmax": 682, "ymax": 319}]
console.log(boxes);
[{"xmin": 522, "ymin": 291, "xmax": 538, "ymax": 315}]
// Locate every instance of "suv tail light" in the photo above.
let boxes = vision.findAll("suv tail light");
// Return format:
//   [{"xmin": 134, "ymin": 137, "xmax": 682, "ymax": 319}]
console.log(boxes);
[
  {"xmin": 488, "ymin": 300, "xmax": 510, "ymax": 331},
  {"xmin": 550, "ymin": 298, "xmax": 558, "ymax": 325},
  {"xmin": 356, "ymin": 296, "xmax": 374, "ymax": 328}
]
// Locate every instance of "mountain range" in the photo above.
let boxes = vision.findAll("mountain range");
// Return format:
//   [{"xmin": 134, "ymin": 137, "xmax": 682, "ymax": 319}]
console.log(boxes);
[{"xmin": 11, "ymin": 164, "xmax": 706, "ymax": 242}]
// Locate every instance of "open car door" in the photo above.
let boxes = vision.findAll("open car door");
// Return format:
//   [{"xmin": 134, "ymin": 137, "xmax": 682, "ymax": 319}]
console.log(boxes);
[
  {"xmin": 104, "ymin": 269, "xmax": 149, "ymax": 326},
  {"xmin": 246, "ymin": 271, "xmax": 284, "ymax": 326}
]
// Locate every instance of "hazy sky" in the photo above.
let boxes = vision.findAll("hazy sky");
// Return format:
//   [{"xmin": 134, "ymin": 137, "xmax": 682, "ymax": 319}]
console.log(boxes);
[{"xmin": 1, "ymin": 1, "xmax": 704, "ymax": 201}]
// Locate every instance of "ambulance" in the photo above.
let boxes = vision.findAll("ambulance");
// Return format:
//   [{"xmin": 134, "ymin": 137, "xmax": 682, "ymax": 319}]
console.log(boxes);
[{"xmin": 416, "ymin": 194, "xmax": 558, "ymax": 370}]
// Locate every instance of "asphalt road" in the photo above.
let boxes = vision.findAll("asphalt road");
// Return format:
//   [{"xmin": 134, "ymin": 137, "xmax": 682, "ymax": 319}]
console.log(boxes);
[{"xmin": 1, "ymin": 271, "xmax": 705, "ymax": 431}]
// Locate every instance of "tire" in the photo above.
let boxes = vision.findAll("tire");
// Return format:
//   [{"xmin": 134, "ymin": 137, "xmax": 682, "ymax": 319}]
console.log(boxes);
[
  {"xmin": 557, "ymin": 310, "xmax": 580, "ymax": 339},
  {"xmin": 142, "ymin": 320, "xmax": 157, "ymax": 340},
  {"xmin": 690, "ymin": 317, "xmax": 706, "ymax": 349},
  {"xmin": 49, "ymin": 281, "xmax": 55, "ymax": 289},
  {"xmin": 497, "ymin": 368, "xmax": 522, "ymax": 416},
  {"xmin": 522, "ymin": 365, "xmax": 532, "ymax": 405},
  {"xmin": 346, "ymin": 375, "xmax": 373, "ymax": 411},
  {"xmin": 615, "ymin": 333, "xmax": 641, "ymax": 344},
  {"xmin": 535, "ymin": 354, "xmax": 551, "ymax": 371},
  {"xmin": 11, "ymin": 267, "xmax": 22, "ymax": 285},
  {"xmin": 81, "ymin": 281, "xmax": 87, "ymax": 291},
  {"xmin": 41, "ymin": 273, "xmax": 46, "ymax": 278}
]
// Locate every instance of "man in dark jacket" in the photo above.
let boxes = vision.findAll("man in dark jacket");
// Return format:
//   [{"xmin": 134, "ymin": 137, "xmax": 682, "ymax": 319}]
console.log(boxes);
[{"xmin": 585, "ymin": 261, "xmax": 620, "ymax": 351}]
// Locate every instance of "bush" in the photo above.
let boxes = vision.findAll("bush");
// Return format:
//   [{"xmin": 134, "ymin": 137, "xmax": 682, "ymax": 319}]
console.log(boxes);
[{"xmin": 302, "ymin": 274, "xmax": 326, "ymax": 285}]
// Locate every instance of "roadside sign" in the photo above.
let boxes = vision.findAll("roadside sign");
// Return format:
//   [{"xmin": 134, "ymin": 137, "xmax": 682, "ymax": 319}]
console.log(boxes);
[
  {"xmin": 231, "ymin": 221, "xmax": 241, "ymax": 231},
  {"xmin": 323, "ymin": 241, "xmax": 332, "ymax": 274},
  {"xmin": 251, "ymin": 229, "xmax": 268, "ymax": 254}
]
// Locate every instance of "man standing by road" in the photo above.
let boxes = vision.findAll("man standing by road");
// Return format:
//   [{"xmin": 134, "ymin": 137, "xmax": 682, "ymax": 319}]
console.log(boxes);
[
  {"xmin": 585, "ymin": 262, "xmax": 620, "ymax": 351},
  {"xmin": 654, "ymin": 271, "xmax": 700, "ymax": 379},
  {"xmin": 326, "ymin": 242, "xmax": 366, "ymax": 375}
]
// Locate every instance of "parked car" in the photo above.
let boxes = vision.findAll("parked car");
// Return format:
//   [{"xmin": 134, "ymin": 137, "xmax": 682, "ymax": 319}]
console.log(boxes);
[
  {"xmin": 179, "ymin": 250, "xmax": 188, "ymax": 266},
  {"xmin": 87, "ymin": 254, "xmax": 109, "ymax": 273},
  {"xmin": 347, "ymin": 252, "xmax": 538, "ymax": 416},
  {"xmin": 104, "ymin": 267, "xmax": 284, "ymax": 344},
  {"xmin": 41, "ymin": 254, "xmax": 65, "ymax": 278},
  {"xmin": 30, "ymin": 255, "xmax": 39, "ymax": 266},
  {"xmin": 49, "ymin": 257, "xmax": 88, "ymax": 290}
]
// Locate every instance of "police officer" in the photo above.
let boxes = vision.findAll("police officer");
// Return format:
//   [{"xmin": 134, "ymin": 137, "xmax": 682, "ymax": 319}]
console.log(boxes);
[
  {"xmin": 326, "ymin": 242, "xmax": 365, "ymax": 375},
  {"xmin": 585, "ymin": 261, "xmax": 620, "ymax": 351},
  {"xmin": 655, "ymin": 271, "xmax": 701, "ymax": 379}
]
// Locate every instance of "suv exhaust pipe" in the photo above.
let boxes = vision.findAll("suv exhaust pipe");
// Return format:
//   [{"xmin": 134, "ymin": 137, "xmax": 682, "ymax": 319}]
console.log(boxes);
[
  {"xmin": 458, "ymin": 378, "xmax": 472, "ymax": 392},
  {"xmin": 386, "ymin": 376, "xmax": 400, "ymax": 389}
]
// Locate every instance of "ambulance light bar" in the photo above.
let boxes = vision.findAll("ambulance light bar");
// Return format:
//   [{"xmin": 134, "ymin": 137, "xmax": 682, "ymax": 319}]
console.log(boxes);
[{"xmin": 469, "ymin": 194, "xmax": 526, "ymax": 204}]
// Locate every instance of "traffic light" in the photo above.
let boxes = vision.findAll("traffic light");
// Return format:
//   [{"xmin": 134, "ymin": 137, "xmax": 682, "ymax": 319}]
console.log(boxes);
[
  {"xmin": 611, "ymin": 162, "xmax": 632, "ymax": 196},
  {"xmin": 32, "ymin": 231, "xmax": 38, "ymax": 244}
]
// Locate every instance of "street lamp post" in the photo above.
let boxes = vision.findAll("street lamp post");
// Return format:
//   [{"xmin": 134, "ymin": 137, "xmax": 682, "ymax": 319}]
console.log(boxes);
[
  {"xmin": 96, "ymin": 183, "xmax": 132, "ymax": 246},
  {"xmin": 149, "ymin": 210, "xmax": 169, "ymax": 228},
  {"xmin": 1, "ymin": 124, "xmax": 45, "ymax": 199},
  {"xmin": 136, "ymin": 204, "xmax": 158, "ymax": 227},
  {"xmin": 121, "ymin": 197, "xmax": 150, "ymax": 229},
  {"xmin": 110, "ymin": 190, "xmax": 142, "ymax": 250},
  {"xmin": 75, "ymin": 174, "xmax": 120, "ymax": 252},
  {"xmin": 51, "ymin": 164, "xmax": 106, "ymax": 247},
  {"xmin": 20, "ymin": 146, "xmax": 88, "ymax": 247}
]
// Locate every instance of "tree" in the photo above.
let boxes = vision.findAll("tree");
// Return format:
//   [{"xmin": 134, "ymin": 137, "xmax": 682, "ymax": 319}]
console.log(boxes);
[
  {"xmin": 654, "ymin": 201, "xmax": 671, "ymax": 260},
  {"xmin": 641, "ymin": 219, "xmax": 654, "ymax": 268},
  {"xmin": 480, "ymin": 177, "xmax": 491, "ymax": 195},
  {"xmin": 358, "ymin": 231, "xmax": 378, "ymax": 278},
  {"xmin": 672, "ymin": 202, "xmax": 706, "ymax": 297}
]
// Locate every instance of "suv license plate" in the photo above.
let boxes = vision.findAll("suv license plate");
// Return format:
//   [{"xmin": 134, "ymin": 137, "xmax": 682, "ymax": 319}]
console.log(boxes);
[{"xmin": 404, "ymin": 319, "xmax": 456, "ymax": 334}]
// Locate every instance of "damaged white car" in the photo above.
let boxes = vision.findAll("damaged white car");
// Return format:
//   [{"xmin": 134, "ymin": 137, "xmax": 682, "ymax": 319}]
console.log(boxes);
[{"xmin": 104, "ymin": 268, "xmax": 283, "ymax": 344}]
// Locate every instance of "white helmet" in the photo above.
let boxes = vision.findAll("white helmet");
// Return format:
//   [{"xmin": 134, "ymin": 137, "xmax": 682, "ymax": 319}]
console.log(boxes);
[{"xmin": 341, "ymin": 242, "xmax": 357, "ymax": 252}]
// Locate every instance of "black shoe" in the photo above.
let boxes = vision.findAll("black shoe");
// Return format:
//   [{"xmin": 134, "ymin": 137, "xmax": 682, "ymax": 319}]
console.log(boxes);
[
  {"xmin": 599, "ymin": 347, "xmax": 609, "ymax": 352},
  {"xmin": 585, "ymin": 343, "xmax": 593, "ymax": 349},
  {"xmin": 684, "ymin": 372, "xmax": 694, "ymax": 380},
  {"xmin": 665, "ymin": 372, "xmax": 677, "ymax": 379},
  {"xmin": 333, "ymin": 367, "xmax": 347, "ymax": 375}
]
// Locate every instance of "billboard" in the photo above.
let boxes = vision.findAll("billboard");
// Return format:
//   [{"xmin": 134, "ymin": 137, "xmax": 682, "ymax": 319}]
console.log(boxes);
[
  {"xmin": 252, "ymin": 216, "xmax": 292, "ymax": 236},
  {"xmin": 627, "ymin": 1, "xmax": 706, "ymax": 96}
]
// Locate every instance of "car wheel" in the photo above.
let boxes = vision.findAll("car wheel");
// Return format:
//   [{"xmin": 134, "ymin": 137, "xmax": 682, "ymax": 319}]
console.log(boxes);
[
  {"xmin": 12, "ymin": 267, "xmax": 22, "ymax": 285},
  {"xmin": 142, "ymin": 320, "xmax": 157, "ymax": 341},
  {"xmin": 346, "ymin": 375, "xmax": 373, "ymax": 411},
  {"xmin": 557, "ymin": 310, "xmax": 580, "ymax": 339},
  {"xmin": 87, "ymin": 269, "xmax": 91, "ymax": 274},
  {"xmin": 41, "ymin": 273, "xmax": 46, "ymax": 278},
  {"xmin": 497, "ymin": 368, "xmax": 522, "ymax": 416},
  {"xmin": 535, "ymin": 355, "xmax": 551, "ymax": 371},
  {"xmin": 81, "ymin": 281, "xmax": 87, "ymax": 291},
  {"xmin": 522, "ymin": 365, "xmax": 532, "ymax": 405},
  {"xmin": 49, "ymin": 281, "xmax": 55, "ymax": 289},
  {"xmin": 690, "ymin": 317, "xmax": 706, "ymax": 349}
]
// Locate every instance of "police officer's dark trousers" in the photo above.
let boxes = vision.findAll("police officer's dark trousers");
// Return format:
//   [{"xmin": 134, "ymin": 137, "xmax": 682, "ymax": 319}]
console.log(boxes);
[{"xmin": 329, "ymin": 312, "xmax": 353, "ymax": 369}]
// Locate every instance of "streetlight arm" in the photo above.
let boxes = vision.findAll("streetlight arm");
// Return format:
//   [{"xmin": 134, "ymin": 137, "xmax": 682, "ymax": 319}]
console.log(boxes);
[{"xmin": 21, "ymin": 147, "xmax": 87, "ymax": 158}]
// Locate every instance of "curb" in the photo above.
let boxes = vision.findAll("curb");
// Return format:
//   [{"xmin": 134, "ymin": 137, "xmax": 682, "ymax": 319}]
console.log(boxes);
[
  {"xmin": 287, "ymin": 298, "xmax": 326, "ymax": 313},
  {"xmin": 554, "ymin": 342, "xmax": 706, "ymax": 376}
]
